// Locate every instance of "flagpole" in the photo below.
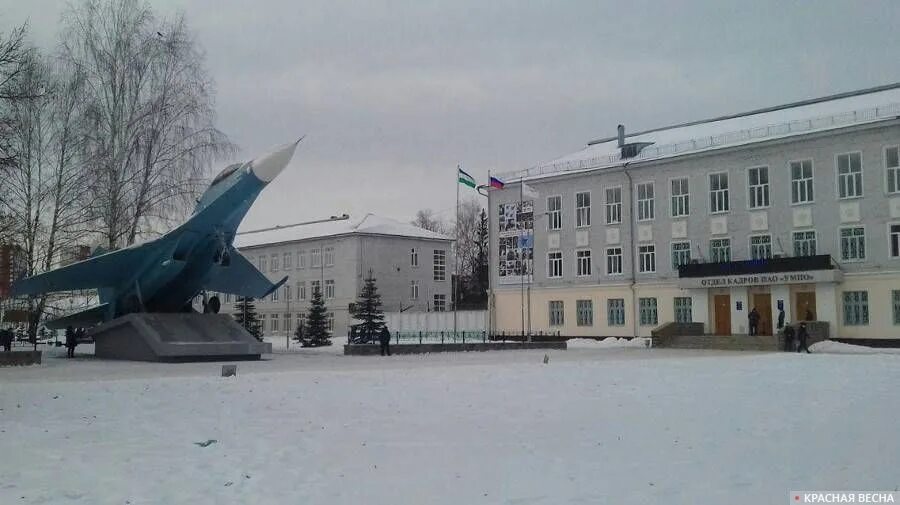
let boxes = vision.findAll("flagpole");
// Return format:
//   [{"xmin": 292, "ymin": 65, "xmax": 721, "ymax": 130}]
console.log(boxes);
[{"xmin": 454, "ymin": 164, "xmax": 460, "ymax": 338}]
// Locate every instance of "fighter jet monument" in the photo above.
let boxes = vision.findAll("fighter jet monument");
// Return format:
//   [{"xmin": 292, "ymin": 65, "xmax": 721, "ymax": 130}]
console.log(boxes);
[{"xmin": 11, "ymin": 139, "xmax": 303, "ymax": 361}]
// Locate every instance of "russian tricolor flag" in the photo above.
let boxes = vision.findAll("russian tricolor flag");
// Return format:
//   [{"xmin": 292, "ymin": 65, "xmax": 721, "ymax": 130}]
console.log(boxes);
[{"xmin": 489, "ymin": 176, "xmax": 505, "ymax": 189}]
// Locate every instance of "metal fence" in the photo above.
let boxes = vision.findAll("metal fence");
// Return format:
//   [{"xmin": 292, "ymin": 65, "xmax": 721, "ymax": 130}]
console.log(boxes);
[{"xmin": 349, "ymin": 330, "xmax": 563, "ymax": 345}]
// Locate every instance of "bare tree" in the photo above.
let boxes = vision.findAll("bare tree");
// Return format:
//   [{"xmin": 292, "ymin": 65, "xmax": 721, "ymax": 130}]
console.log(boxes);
[
  {"xmin": 0, "ymin": 24, "xmax": 34, "ymax": 241},
  {"xmin": 61, "ymin": 0, "xmax": 234, "ymax": 249},
  {"xmin": 411, "ymin": 208, "xmax": 450, "ymax": 235},
  {"xmin": 1, "ymin": 51, "xmax": 94, "ymax": 338},
  {"xmin": 453, "ymin": 197, "xmax": 488, "ymax": 309}
]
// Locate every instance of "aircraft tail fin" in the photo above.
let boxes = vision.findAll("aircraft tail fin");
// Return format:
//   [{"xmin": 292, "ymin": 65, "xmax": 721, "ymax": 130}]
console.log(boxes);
[{"xmin": 204, "ymin": 247, "xmax": 288, "ymax": 299}]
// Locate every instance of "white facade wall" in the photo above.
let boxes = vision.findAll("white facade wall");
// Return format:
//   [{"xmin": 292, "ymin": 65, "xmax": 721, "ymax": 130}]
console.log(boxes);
[{"xmin": 491, "ymin": 121, "xmax": 900, "ymax": 340}]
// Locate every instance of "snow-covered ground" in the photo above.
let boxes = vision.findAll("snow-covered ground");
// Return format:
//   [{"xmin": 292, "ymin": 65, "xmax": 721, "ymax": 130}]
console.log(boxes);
[{"xmin": 1, "ymin": 345, "xmax": 899, "ymax": 504}]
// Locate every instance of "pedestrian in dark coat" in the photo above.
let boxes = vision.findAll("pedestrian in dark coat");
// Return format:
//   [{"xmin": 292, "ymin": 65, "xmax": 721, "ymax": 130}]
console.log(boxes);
[
  {"xmin": 777, "ymin": 308, "xmax": 785, "ymax": 329},
  {"xmin": 65, "ymin": 326, "xmax": 77, "ymax": 358},
  {"xmin": 782, "ymin": 324, "xmax": 795, "ymax": 352},
  {"xmin": 796, "ymin": 322, "xmax": 811, "ymax": 354},
  {"xmin": 378, "ymin": 326, "xmax": 391, "ymax": 356},
  {"xmin": 1, "ymin": 328, "xmax": 12, "ymax": 352},
  {"xmin": 748, "ymin": 308, "xmax": 760, "ymax": 336}
]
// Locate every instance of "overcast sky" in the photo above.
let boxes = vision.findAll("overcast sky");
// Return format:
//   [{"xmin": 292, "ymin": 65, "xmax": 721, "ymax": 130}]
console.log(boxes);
[{"xmin": 5, "ymin": 0, "xmax": 900, "ymax": 230}]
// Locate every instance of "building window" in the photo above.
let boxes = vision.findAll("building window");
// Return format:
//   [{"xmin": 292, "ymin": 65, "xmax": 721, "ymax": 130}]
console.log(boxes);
[
  {"xmin": 749, "ymin": 235, "xmax": 772, "ymax": 260},
  {"xmin": 272, "ymin": 287, "xmax": 279, "ymax": 302},
  {"xmin": 324, "ymin": 279, "xmax": 335, "ymax": 299},
  {"xmin": 575, "ymin": 191, "xmax": 591, "ymax": 228},
  {"xmin": 297, "ymin": 250, "xmax": 306, "ymax": 269},
  {"xmin": 606, "ymin": 187, "xmax": 622, "ymax": 224},
  {"xmin": 283, "ymin": 252, "xmax": 292, "ymax": 269},
  {"xmin": 837, "ymin": 152, "xmax": 863, "ymax": 199},
  {"xmin": 576, "ymin": 300, "xmax": 593, "ymax": 327},
  {"xmin": 311, "ymin": 280, "xmax": 321, "ymax": 296},
  {"xmin": 547, "ymin": 251, "xmax": 563, "ymax": 278},
  {"xmin": 792, "ymin": 231, "xmax": 817, "ymax": 257},
  {"xmin": 893, "ymin": 290, "xmax": 900, "ymax": 325},
  {"xmin": 547, "ymin": 196, "xmax": 562, "ymax": 230},
  {"xmin": 324, "ymin": 246, "xmax": 335, "ymax": 267},
  {"xmin": 790, "ymin": 159, "xmax": 814, "ymax": 204},
  {"xmin": 887, "ymin": 146, "xmax": 900, "ymax": 194},
  {"xmin": 638, "ymin": 244, "xmax": 656, "ymax": 273},
  {"xmin": 311, "ymin": 248, "xmax": 322, "ymax": 268},
  {"xmin": 636, "ymin": 182, "xmax": 654, "ymax": 221},
  {"xmin": 284, "ymin": 284, "xmax": 292, "ymax": 301},
  {"xmin": 270, "ymin": 254, "xmax": 279, "ymax": 272},
  {"xmin": 297, "ymin": 281, "xmax": 306, "ymax": 301},
  {"xmin": 433, "ymin": 249, "xmax": 446, "ymax": 281},
  {"xmin": 710, "ymin": 238, "xmax": 731, "ymax": 263},
  {"xmin": 891, "ymin": 224, "xmax": 900, "ymax": 258},
  {"xmin": 271, "ymin": 313, "xmax": 280, "ymax": 332},
  {"xmin": 607, "ymin": 299, "xmax": 625, "ymax": 326},
  {"xmin": 674, "ymin": 297, "xmax": 692, "ymax": 323},
  {"xmin": 840, "ymin": 227, "xmax": 865, "ymax": 261},
  {"xmin": 410, "ymin": 280, "xmax": 419, "ymax": 300},
  {"xmin": 639, "ymin": 298, "xmax": 658, "ymax": 326},
  {"xmin": 410, "ymin": 248, "xmax": 418, "ymax": 267},
  {"xmin": 297, "ymin": 313, "xmax": 306, "ymax": 331},
  {"xmin": 259, "ymin": 256, "xmax": 267, "ymax": 273},
  {"xmin": 549, "ymin": 300, "xmax": 564, "ymax": 326},
  {"xmin": 606, "ymin": 247, "xmax": 623, "ymax": 275},
  {"xmin": 670, "ymin": 177, "xmax": 689, "ymax": 217},
  {"xmin": 326, "ymin": 312, "xmax": 335, "ymax": 332},
  {"xmin": 748, "ymin": 166, "xmax": 769, "ymax": 209},
  {"xmin": 433, "ymin": 294, "xmax": 446, "ymax": 312},
  {"xmin": 575, "ymin": 249, "xmax": 591, "ymax": 277},
  {"xmin": 671, "ymin": 241, "xmax": 691, "ymax": 270},
  {"xmin": 842, "ymin": 291, "xmax": 869, "ymax": 326},
  {"xmin": 709, "ymin": 172, "xmax": 729, "ymax": 213}
]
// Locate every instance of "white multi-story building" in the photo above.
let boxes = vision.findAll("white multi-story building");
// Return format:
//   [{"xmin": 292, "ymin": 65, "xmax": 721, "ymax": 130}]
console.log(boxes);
[
  {"xmin": 227, "ymin": 214, "xmax": 452, "ymax": 337},
  {"xmin": 490, "ymin": 83, "xmax": 900, "ymax": 345}
]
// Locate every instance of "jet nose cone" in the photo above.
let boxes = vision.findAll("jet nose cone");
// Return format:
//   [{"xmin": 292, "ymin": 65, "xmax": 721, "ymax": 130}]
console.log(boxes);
[{"xmin": 250, "ymin": 137, "xmax": 303, "ymax": 183}]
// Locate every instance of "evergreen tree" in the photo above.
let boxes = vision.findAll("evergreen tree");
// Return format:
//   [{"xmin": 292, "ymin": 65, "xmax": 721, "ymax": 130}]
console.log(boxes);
[
  {"xmin": 351, "ymin": 271, "xmax": 385, "ymax": 341},
  {"xmin": 233, "ymin": 297, "xmax": 262, "ymax": 341},
  {"xmin": 303, "ymin": 286, "xmax": 331, "ymax": 347}
]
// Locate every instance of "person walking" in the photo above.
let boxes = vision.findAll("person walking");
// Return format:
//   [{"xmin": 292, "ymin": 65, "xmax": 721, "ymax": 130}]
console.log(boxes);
[
  {"xmin": 748, "ymin": 307, "xmax": 760, "ymax": 336},
  {"xmin": 378, "ymin": 326, "xmax": 391, "ymax": 356},
  {"xmin": 1, "ymin": 328, "xmax": 12, "ymax": 352},
  {"xmin": 782, "ymin": 324, "xmax": 795, "ymax": 352},
  {"xmin": 796, "ymin": 322, "xmax": 811, "ymax": 354},
  {"xmin": 65, "ymin": 326, "xmax": 77, "ymax": 358},
  {"xmin": 777, "ymin": 307, "xmax": 785, "ymax": 329}
]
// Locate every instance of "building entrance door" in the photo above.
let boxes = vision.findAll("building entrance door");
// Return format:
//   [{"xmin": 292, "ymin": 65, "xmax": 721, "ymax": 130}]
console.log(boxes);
[
  {"xmin": 751, "ymin": 293, "xmax": 772, "ymax": 336},
  {"xmin": 796, "ymin": 292, "xmax": 817, "ymax": 321},
  {"xmin": 713, "ymin": 294, "xmax": 731, "ymax": 335}
]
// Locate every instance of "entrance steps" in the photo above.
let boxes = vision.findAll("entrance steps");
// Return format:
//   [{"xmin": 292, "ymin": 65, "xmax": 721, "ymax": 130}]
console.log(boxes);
[
  {"xmin": 653, "ymin": 333, "xmax": 781, "ymax": 351},
  {"xmin": 652, "ymin": 322, "xmax": 783, "ymax": 351}
]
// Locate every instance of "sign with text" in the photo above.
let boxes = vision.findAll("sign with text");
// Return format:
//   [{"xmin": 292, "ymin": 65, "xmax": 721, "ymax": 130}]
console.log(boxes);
[{"xmin": 678, "ymin": 269, "xmax": 842, "ymax": 289}]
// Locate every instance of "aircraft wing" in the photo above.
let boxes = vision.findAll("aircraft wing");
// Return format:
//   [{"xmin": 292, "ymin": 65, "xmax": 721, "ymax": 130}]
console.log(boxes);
[
  {"xmin": 11, "ymin": 240, "xmax": 167, "ymax": 296},
  {"xmin": 45, "ymin": 304, "xmax": 111, "ymax": 330},
  {"xmin": 204, "ymin": 248, "xmax": 287, "ymax": 299}
]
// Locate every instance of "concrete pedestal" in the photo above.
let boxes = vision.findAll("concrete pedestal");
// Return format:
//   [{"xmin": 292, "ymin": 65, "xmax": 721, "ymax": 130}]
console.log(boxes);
[{"xmin": 90, "ymin": 313, "xmax": 271, "ymax": 362}]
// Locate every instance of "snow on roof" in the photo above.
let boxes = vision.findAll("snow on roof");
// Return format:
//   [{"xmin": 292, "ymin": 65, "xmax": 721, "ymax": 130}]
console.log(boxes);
[
  {"xmin": 497, "ymin": 82, "xmax": 900, "ymax": 182},
  {"xmin": 234, "ymin": 213, "xmax": 451, "ymax": 249}
]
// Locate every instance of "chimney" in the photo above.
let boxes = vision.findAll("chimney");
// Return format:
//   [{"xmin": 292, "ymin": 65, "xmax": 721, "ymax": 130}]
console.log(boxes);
[{"xmin": 617, "ymin": 124, "xmax": 625, "ymax": 147}]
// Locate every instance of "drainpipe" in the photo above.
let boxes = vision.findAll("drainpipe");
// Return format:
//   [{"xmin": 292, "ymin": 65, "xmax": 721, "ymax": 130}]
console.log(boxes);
[{"xmin": 622, "ymin": 161, "xmax": 637, "ymax": 339}]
